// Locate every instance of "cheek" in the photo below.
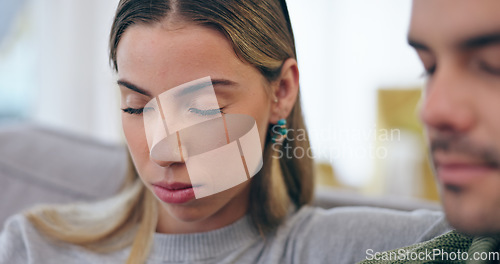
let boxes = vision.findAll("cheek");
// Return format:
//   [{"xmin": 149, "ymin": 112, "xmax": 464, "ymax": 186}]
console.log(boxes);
[
  {"xmin": 255, "ymin": 120, "xmax": 269, "ymax": 149},
  {"xmin": 474, "ymin": 94, "xmax": 500, "ymax": 149},
  {"xmin": 122, "ymin": 116, "xmax": 150, "ymax": 165},
  {"xmin": 242, "ymin": 95, "xmax": 271, "ymax": 148}
]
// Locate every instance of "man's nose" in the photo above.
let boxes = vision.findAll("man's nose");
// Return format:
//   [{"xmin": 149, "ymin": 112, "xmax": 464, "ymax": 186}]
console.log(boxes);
[
  {"xmin": 419, "ymin": 64, "xmax": 476, "ymax": 133},
  {"xmin": 150, "ymin": 134, "xmax": 186, "ymax": 167}
]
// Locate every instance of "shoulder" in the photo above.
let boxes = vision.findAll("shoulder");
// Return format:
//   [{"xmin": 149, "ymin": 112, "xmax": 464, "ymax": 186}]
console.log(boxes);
[
  {"xmin": 1, "ymin": 214, "xmax": 35, "ymax": 247},
  {"xmin": 359, "ymin": 230, "xmax": 472, "ymax": 263},
  {"xmin": 0, "ymin": 213, "xmax": 128, "ymax": 264},
  {"xmin": 0, "ymin": 214, "xmax": 34, "ymax": 263},
  {"xmin": 281, "ymin": 206, "xmax": 451, "ymax": 264},
  {"xmin": 288, "ymin": 206, "xmax": 448, "ymax": 241}
]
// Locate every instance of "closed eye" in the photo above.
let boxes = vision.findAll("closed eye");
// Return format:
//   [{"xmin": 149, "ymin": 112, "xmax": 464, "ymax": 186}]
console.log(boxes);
[
  {"xmin": 479, "ymin": 61, "xmax": 500, "ymax": 76},
  {"xmin": 188, "ymin": 107, "xmax": 225, "ymax": 116},
  {"xmin": 122, "ymin": 107, "xmax": 144, "ymax": 115},
  {"xmin": 420, "ymin": 64, "xmax": 436, "ymax": 78},
  {"xmin": 121, "ymin": 107, "xmax": 154, "ymax": 115}
]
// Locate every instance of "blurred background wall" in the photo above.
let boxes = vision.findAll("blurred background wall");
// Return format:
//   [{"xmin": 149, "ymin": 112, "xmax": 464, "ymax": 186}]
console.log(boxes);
[
  {"xmin": 0, "ymin": 0, "xmax": 436, "ymax": 201},
  {"xmin": 0, "ymin": 0, "xmax": 121, "ymax": 141}
]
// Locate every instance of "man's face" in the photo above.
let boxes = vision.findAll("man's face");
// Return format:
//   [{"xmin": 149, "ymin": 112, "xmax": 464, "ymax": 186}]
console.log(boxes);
[{"xmin": 410, "ymin": 0, "xmax": 500, "ymax": 235}]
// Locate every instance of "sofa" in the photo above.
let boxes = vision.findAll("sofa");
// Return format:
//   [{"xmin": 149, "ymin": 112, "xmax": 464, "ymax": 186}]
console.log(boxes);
[{"xmin": 0, "ymin": 123, "xmax": 440, "ymax": 227}]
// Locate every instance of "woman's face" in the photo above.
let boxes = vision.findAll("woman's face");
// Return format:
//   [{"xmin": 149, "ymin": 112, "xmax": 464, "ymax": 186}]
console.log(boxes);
[{"xmin": 116, "ymin": 22, "xmax": 273, "ymax": 233}]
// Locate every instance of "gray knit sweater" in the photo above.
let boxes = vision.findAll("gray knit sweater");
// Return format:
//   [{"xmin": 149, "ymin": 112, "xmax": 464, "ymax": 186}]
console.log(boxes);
[{"xmin": 0, "ymin": 206, "xmax": 450, "ymax": 264}]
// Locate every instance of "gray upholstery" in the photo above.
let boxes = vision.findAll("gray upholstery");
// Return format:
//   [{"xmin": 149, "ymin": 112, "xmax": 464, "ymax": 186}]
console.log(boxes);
[
  {"xmin": 0, "ymin": 123, "xmax": 440, "ymax": 227},
  {"xmin": 314, "ymin": 187, "xmax": 440, "ymax": 212},
  {"xmin": 0, "ymin": 123, "xmax": 128, "ymax": 225}
]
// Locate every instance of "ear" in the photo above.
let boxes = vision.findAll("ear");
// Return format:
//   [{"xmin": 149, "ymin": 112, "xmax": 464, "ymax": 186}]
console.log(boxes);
[{"xmin": 269, "ymin": 58, "xmax": 299, "ymax": 124}]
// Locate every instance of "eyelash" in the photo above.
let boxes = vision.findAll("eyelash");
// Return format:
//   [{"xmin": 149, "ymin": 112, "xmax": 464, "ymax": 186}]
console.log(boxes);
[
  {"xmin": 121, "ymin": 107, "xmax": 226, "ymax": 116},
  {"xmin": 420, "ymin": 65, "xmax": 436, "ymax": 78},
  {"xmin": 188, "ymin": 107, "xmax": 225, "ymax": 116},
  {"xmin": 419, "ymin": 62, "xmax": 500, "ymax": 78},
  {"xmin": 121, "ymin": 108, "xmax": 145, "ymax": 115},
  {"xmin": 479, "ymin": 61, "xmax": 500, "ymax": 76}
]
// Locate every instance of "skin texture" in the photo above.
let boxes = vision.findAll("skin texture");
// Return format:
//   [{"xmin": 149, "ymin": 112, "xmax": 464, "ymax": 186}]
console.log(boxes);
[
  {"xmin": 410, "ymin": 0, "xmax": 500, "ymax": 235},
  {"xmin": 116, "ymin": 22, "xmax": 299, "ymax": 234}
]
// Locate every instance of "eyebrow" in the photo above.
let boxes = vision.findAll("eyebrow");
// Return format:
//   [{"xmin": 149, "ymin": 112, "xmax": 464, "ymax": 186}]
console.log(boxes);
[
  {"xmin": 117, "ymin": 80, "xmax": 152, "ymax": 97},
  {"xmin": 117, "ymin": 78, "xmax": 236, "ymax": 98},
  {"xmin": 175, "ymin": 78, "xmax": 237, "ymax": 97},
  {"xmin": 408, "ymin": 32, "xmax": 500, "ymax": 51},
  {"xmin": 407, "ymin": 38, "xmax": 429, "ymax": 51},
  {"xmin": 461, "ymin": 33, "xmax": 500, "ymax": 49}
]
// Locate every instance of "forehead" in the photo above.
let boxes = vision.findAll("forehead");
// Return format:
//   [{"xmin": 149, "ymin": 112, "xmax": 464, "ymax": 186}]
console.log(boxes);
[
  {"xmin": 116, "ymin": 23, "xmax": 250, "ymax": 92},
  {"xmin": 409, "ymin": 0, "xmax": 500, "ymax": 47}
]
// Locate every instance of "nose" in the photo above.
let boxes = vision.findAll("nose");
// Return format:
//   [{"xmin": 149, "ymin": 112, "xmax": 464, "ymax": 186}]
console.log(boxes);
[
  {"xmin": 419, "ymin": 64, "xmax": 476, "ymax": 133},
  {"xmin": 150, "ymin": 133, "xmax": 186, "ymax": 167}
]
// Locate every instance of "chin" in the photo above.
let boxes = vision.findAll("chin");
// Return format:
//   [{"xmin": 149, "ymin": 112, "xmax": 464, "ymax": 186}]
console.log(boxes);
[
  {"xmin": 160, "ymin": 200, "xmax": 213, "ymax": 222},
  {"xmin": 447, "ymin": 216, "xmax": 500, "ymax": 236},
  {"xmin": 443, "ymin": 193, "xmax": 500, "ymax": 236}
]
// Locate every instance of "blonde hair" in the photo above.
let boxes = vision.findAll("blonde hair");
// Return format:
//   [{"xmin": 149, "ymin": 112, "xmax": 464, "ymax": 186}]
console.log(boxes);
[{"xmin": 27, "ymin": 0, "xmax": 314, "ymax": 263}]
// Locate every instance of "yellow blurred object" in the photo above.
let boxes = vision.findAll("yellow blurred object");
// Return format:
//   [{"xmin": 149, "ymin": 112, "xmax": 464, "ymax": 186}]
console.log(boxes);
[
  {"xmin": 315, "ymin": 162, "xmax": 343, "ymax": 188},
  {"xmin": 367, "ymin": 88, "xmax": 439, "ymax": 202}
]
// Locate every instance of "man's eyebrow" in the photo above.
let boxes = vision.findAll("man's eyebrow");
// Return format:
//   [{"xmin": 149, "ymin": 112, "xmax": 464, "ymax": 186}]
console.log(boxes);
[
  {"xmin": 408, "ymin": 37, "xmax": 429, "ymax": 51},
  {"xmin": 175, "ymin": 78, "xmax": 237, "ymax": 97},
  {"xmin": 117, "ymin": 80, "xmax": 152, "ymax": 97},
  {"xmin": 461, "ymin": 33, "xmax": 500, "ymax": 49}
]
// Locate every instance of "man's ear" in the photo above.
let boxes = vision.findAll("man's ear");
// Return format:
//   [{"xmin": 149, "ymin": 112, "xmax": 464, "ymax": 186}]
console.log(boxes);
[{"xmin": 269, "ymin": 58, "xmax": 299, "ymax": 124}]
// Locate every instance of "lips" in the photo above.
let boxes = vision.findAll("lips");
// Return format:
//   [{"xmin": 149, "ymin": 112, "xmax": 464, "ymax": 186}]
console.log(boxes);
[
  {"xmin": 152, "ymin": 182, "xmax": 196, "ymax": 204},
  {"xmin": 154, "ymin": 182, "xmax": 193, "ymax": 190},
  {"xmin": 434, "ymin": 153, "xmax": 498, "ymax": 187}
]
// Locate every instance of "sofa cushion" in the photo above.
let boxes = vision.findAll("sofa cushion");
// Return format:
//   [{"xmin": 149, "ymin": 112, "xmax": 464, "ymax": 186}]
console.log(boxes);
[{"xmin": 0, "ymin": 123, "xmax": 128, "ymax": 226}]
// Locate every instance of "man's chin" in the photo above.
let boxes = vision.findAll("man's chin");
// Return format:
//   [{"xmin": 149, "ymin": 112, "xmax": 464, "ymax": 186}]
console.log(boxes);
[
  {"xmin": 448, "ymin": 219, "xmax": 500, "ymax": 237},
  {"xmin": 443, "ymin": 198, "xmax": 500, "ymax": 236}
]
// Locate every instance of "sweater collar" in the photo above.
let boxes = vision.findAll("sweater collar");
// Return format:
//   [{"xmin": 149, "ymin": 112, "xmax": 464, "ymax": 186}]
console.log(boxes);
[
  {"xmin": 149, "ymin": 215, "xmax": 260, "ymax": 262},
  {"xmin": 466, "ymin": 234, "xmax": 500, "ymax": 264}
]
